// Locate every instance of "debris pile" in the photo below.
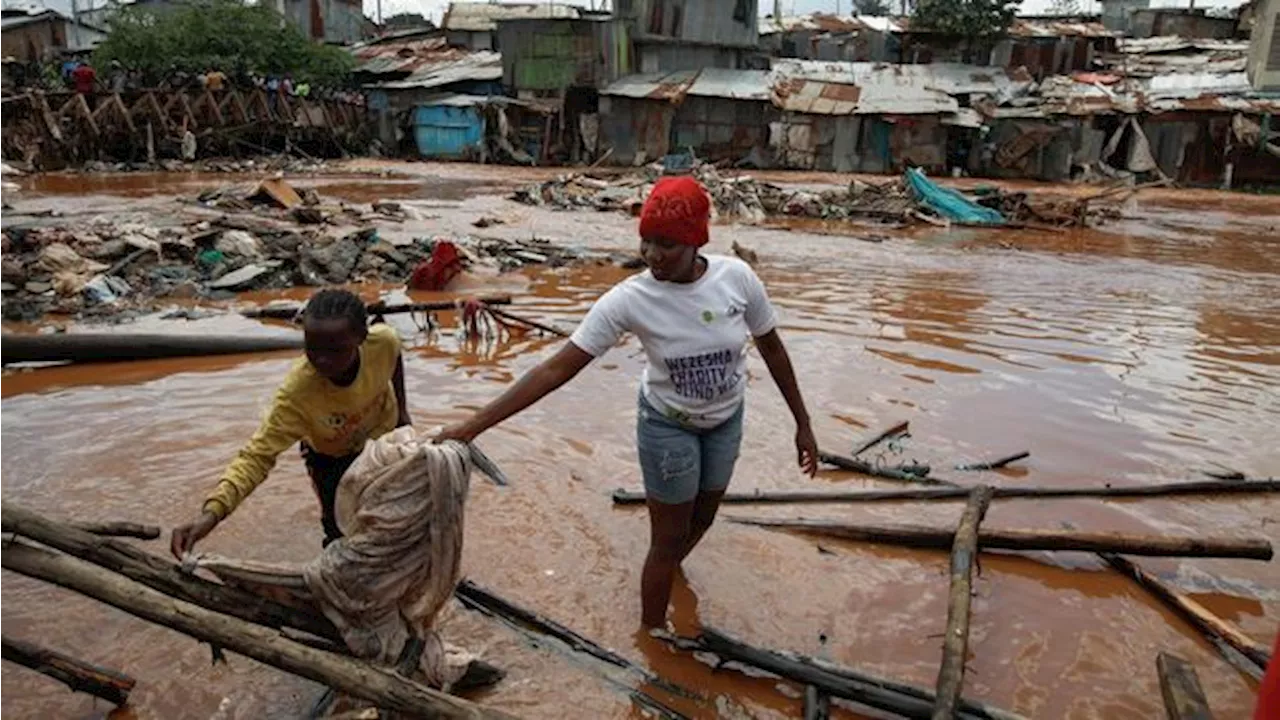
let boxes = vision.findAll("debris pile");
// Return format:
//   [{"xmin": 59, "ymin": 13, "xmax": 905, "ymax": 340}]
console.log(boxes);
[
  {"xmin": 2, "ymin": 180, "xmax": 642, "ymax": 323},
  {"xmin": 69, "ymin": 157, "xmax": 398, "ymax": 177},
  {"xmin": 512, "ymin": 161, "xmax": 1127, "ymax": 230}
]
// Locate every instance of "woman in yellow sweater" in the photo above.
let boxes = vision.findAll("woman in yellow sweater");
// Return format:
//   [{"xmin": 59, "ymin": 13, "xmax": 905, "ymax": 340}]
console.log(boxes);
[{"xmin": 170, "ymin": 289, "xmax": 411, "ymax": 558}]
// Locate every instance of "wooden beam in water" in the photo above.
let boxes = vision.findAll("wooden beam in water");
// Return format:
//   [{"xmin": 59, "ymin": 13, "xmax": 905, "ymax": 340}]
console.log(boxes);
[
  {"xmin": 933, "ymin": 486, "xmax": 994, "ymax": 719},
  {"xmin": 727, "ymin": 517, "xmax": 1273, "ymax": 560},
  {"xmin": 1, "ymin": 635, "xmax": 136, "ymax": 707}
]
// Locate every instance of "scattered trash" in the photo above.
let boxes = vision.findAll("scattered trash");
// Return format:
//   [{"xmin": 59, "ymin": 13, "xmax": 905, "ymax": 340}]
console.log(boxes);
[
  {"xmin": 472, "ymin": 216, "xmax": 505, "ymax": 229},
  {"xmin": 248, "ymin": 177, "xmax": 304, "ymax": 209},
  {"xmin": 731, "ymin": 241, "xmax": 759, "ymax": 266},
  {"xmin": 513, "ymin": 161, "xmax": 1127, "ymax": 230},
  {"xmin": 209, "ymin": 262, "xmax": 279, "ymax": 290}
]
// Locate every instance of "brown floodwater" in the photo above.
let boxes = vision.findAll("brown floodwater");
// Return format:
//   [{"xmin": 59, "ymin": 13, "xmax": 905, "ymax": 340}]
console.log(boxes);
[{"xmin": 2, "ymin": 163, "xmax": 1278, "ymax": 719}]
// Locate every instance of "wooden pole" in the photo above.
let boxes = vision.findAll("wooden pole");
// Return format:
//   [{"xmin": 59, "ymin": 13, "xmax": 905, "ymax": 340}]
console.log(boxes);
[
  {"xmin": 1, "ymin": 333, "xmax": 304, "ymax": 365},
  {"xmin": 69, "ymin": 520, "xmax": 161, "ymax": 540},
  {"xmin": 955, "ymin": 451, "xmax": 1030, "ymax": 472},
  {"xmin": 484, "ymin": 307, "xmax": 570, "ymax": 338},
  {"xmin": 1, "ymin": 504, "xmax": 338, "ymax": 642},
  {"xmin": 1103, "ymin": 554, "xmax": 1271, "ymax": 671},
  {"xmin": 934, "ymin": 486, "xmax": 994, "ymax": 719},
  {"xmin": 1156, "ymin": 652, "xmax": 1214, "ymax": 720},
  {"xmin": 242, "ymin": 296, "xmax": 515, "ymax": 321},
  {"xmin": 726, "ymin": 518, "xmax": 1273, "ymax": 560},
  {"xmin": 610, "ymin": 479, "xmax": 1280, "ymax": 506},
  {"xmin": 0, "ymin": 541, "xmax": 513, "ymax": 720},
  {"xmin": 696, "ymin": 626, "xmax": 1026, "ymax": 720},
  {"xmin": 1, "ymin": 635, "xmax": 136, "ymax": 706}
]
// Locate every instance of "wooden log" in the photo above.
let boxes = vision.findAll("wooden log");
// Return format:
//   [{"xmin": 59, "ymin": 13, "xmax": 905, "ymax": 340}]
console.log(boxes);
[
  {"xmin": 1103, "ymin": 554, "xmax": 1271, "ymax": 671},
  {"xmin": 1, "ymin": 504, "xmax": 338, "ymax": 642},
  {"xmin": 819, "ymin": 451, "xmax": 937, "ymax": 484},
  {"xmin": 1, "ymin": 333, "xmax": 304, "ymax": 365},
  {"xmin": 0, "ymin": 541, "xmax": 512, "ymax": 720},
  {"xmin": 726, "ymin": 518, "xmax": 1273, "ymax": 560},
  {"xmin": 1, "ymin": 635, "xmax": 136, "ymax": 706},
  {"xmin": 955, "ymin": 452, "xmax": 1030, "ymax": 472},
  {"xmin": 697, "ymin": 626, "xmax": 1025, "ymax": 720},
  {"xmin": 1156, "ymin": 652, "xmax": 1214, "ymax": 720},
  {"xmin": 69, "ymin": 520, "xmax": 160, "ymax": 540},
  {"xmin": 242, "ymin": 296, "xmax": 515, "ymax": 321},
  {"xmin": 934, "ymin": 486, "xmax": 994, "ymax": 719},
  {"xmin": 850, "ymin": 420, "xmax": 910, "ymax": 457},
  {"xmin": 611, "ymin": 479, "xmax": 1280, "ymax": 506}
]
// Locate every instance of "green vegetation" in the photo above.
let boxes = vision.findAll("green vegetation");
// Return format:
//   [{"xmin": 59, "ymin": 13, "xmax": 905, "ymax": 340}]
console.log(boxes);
[
  {"xmin": 93, "ymin": 0, "xmax": 354, "ymax": 86},
  {"xmin": 910, "ymin": 0, "xmax": 1018, "ymax": 39}
]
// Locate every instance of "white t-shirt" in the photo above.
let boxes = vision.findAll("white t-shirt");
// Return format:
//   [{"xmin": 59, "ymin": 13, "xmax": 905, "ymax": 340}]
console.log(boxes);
[{"xmin": 569, "ymin": 255, "xmax": 777, "ymax": 428}]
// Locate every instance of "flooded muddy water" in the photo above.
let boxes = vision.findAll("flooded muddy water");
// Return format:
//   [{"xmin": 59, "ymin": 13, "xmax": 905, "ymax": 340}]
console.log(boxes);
[{"xmin": 2, "ymin": 163, "xmax": 1277, "ymax": 719}]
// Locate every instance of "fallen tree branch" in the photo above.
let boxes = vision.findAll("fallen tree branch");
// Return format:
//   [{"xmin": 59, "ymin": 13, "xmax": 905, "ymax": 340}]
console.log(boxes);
[
  {"xmin": 484, "ymin": 307, "xmax": 570, "ymax": 338},
  {"xmin": 955, "ymin": 451, "xmax": 1030, "ymax": 472},
  {"xmin": 850, "ymin": 421, "xmax": 910, "ymax": 457},
  {"xmin": 68, "ymin": 520, "xmax": 161, "ymax": 540},
  {"xmin": 610, "ymin": 479, "xmax": 1280, "ymax": 506},
  {"xmin": 1, "ymin": 504, "xmax": 339, "ymax": 642},
  {"xmin": 934, "ymin": 486, "xmax": 994, "ymax": 719},
  {"xmin": 1, "ymin": 635, "xmax": 136, "ymax": 706},
  {"xmin": 727, "ymin": 517, "xmax": 1273, "ymax": 560},
  {"xmin": 1103, "ymin": 554, "xmax": 1271, "ymax": 672},
  {"xmin": 819, "ymin": 451, "xmax": 937, "ymax": 484},
  {"xmin": 696, "ymin": 626, "xmax": 1025, "ymax": 720},
  {"xmin": 1, "ymin": 540, "xmax": 513, "ymax": 720}
]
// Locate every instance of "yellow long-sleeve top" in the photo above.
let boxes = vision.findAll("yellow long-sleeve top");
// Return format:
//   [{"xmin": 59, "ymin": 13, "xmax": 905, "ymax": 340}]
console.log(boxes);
[{"xmin": 203, "ymin": 324, "xmax": 402, "ymax": 520}]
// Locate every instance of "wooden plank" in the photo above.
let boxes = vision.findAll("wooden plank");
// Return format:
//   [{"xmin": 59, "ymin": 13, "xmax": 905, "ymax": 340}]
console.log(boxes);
[
  {"xmin": 1106, "ymin": 554, "xmax": 1271, "ymax": 672},
  {"xmin": 113, "ymin": 93, "xmax": 136, "ymax": 133},
  {"xmin": 1156, "ymin": 652, "xmax": 1214, "ymax": 720},
  {"xmin": 228, "ymin": 90, "xmax": 250, "ymax": 125},
  {"xmin": 933, "ymin": 486, "xmax": 994, "ymax": 719},
  {"xmin": 177, "ymin": 93, "xmax": 199, "ymax": 130},
  {"xmin": 727, "ymin": 518, "xmax": 1274, "ymax": 560},
  {"xmin": 34, "ymin": 92, "xmax": 64, "ymax": 143}
]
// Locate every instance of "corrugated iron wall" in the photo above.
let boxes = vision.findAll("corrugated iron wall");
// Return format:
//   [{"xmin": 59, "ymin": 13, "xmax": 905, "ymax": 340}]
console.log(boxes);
[
  {"xmin": 499, "ymin": 19, "xmax": 631, "ymax": 92},
  {"xmin": 670, "ymin": 96, "xmax": 770, "ymax": 162},
  {"xmin": 412, "ymin": 104, "xmax": 485, "ymax": 159}
]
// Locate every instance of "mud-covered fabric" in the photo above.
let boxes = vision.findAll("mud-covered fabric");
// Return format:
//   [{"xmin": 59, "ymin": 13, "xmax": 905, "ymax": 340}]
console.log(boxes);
[{"xmin": 193, "ymin": 427, "xmax": 473, "ymax": 689}]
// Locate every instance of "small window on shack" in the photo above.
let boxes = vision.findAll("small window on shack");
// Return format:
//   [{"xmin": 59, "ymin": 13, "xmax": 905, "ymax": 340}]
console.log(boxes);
[{"xmin": 670, "ymin": 3, "xmax": 683, "ymax": 37}]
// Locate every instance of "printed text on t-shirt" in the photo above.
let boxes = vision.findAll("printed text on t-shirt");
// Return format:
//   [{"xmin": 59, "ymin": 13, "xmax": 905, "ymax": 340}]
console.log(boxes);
[{"xmin": 664, "ymin": 349, "xmax": 739, "ymax": 401}]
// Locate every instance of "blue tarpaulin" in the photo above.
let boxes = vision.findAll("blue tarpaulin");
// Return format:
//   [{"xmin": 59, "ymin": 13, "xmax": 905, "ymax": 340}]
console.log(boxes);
[{"xmin": 904, "ymin": 168, "xmax": 1005, "ymax": 225}]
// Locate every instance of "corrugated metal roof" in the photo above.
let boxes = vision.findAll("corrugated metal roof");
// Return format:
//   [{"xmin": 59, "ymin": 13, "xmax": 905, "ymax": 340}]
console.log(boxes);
[
  {"xmin": 442, "ymin": 2, "xmax": 580, "ymax": 32},
  {"xmin": 1006, "ymin": 18, "xmax": 1114, "ymax": 37},
  {"xmin": 600, "ymin": 69, "xmax": 770, "ymax": 102},
  {"xmin": 2, "ymin": 9, "xmax": 62, "ymax": 30},
  {"xmin": 770, "ymin": 60, "xmax": 1032, "ymax": 107},
  {"xmin": 370, "ymin": 51, "xmax": 503, "ymax": 90},
  {"xmin": 415, "ymin": 92, "xmax": 546, "ymax": 109},
  {"xmin": 1117, "ymin": 36, "xmax": 1249, "ymax": 54}
]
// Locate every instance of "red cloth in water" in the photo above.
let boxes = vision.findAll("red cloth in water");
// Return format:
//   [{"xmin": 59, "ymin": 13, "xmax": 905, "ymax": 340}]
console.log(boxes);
[
  {"xmin": 408, "ymin": 240, "xmax": 463, "ymax": 291},
  {"xmin": 1257, "ymin": 632, "xmax": 1280, "ymax": 720},
  {"xmin": 639, "ymin": 176, "xmax": 710, "ymax": 247}
]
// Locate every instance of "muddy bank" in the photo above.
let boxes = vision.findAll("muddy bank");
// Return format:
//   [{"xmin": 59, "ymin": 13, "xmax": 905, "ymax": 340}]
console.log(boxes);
[{"xmin": 3, "ymin": 160, "xmax": 1278, "ymax": 719}]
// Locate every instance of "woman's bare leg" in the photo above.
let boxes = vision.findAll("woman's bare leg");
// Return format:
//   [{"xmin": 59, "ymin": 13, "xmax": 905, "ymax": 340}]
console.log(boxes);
[{"xmin": 641, "ymin": 497, "xmax": 695, "ymax": 629}]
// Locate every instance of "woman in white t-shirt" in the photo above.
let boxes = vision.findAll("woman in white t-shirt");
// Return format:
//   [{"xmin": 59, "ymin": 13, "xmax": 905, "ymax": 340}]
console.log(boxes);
[{"xmin": 436, "ymin": 176, "xmax": 817, "ymax": 630}]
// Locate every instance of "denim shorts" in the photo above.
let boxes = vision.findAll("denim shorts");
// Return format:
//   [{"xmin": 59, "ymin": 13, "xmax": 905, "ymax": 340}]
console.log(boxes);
[{"xmin": 636, "ymin": 393, "xmax": 745, "ymax": 505}]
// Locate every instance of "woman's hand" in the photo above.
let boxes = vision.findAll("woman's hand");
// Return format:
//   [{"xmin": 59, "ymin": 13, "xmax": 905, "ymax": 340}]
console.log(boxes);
[
  {"xmin": 434, "ymin": 421, "xmax": 479, "ymax": 445},
  {"xmin": 796, "ymin": 423, "xmax": 818, "ymax": 477},
  {"xmin": 170, "ymin": 511, "xmax": 219, "ymax": 560}
]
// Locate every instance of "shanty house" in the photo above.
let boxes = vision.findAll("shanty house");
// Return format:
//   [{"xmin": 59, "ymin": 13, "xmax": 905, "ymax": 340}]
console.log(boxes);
[
  {"xmin": 411, "ymin": 93, "xmax": 549, "ymax": 161},
  {"xmin": 1128, "ymin": 9, "xmax": 1239, "ymax": 40},
  {"xmin": 1248, "ymin": 0, "xmax": 1280, "ymax": 91},
  {"xmin": 441, "ymin": 2, "xmax": 582, "ymax": 51},
  {"xmin": 613, "ymin": 0, "xmax": 764, "ymax": 71},
  {"xmin": 769, "ymin": 60, "xmax": 1032, "ymax": 173},
  {"xmin": 276, "ymin": 0, "xmax": 366, "ymax": 44},
  {"xmin": 1, "ymin": 8, "xmax": 105, "ymax": 62},
  {"xmin": 495, "ymin": 15, "xmax": 632, "ymax": 163},
  {"xmin": 598, "ymin": 68, "xmax": 772, "ymax": 165}
]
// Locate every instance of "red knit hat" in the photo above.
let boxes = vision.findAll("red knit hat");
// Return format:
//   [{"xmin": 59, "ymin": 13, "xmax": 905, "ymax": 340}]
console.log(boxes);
[{"xmin": 639, "ymin": 176, "xmax": 710, "ymax": 247}]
